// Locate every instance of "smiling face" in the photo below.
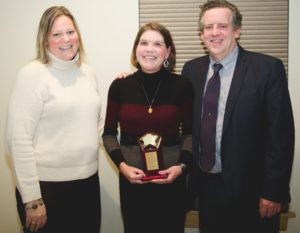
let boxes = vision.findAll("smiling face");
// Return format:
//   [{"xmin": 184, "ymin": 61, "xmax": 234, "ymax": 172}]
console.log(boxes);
[
  {"xmin": 47, "ymin": 15, "xmax": 79, "ymax": 61},
  {"xmin": 136, "ymin": 30, "xmax": 171, "ymax": 73},
  {"xmin": 200, "ymin": 7, "xmax": 240, "ymax": 61}
]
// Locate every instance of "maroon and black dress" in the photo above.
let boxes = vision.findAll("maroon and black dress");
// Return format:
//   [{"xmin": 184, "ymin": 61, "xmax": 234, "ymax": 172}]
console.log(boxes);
[{"xmin": 102, "ymin": 68, "xmax": 194, "ymax": 233}]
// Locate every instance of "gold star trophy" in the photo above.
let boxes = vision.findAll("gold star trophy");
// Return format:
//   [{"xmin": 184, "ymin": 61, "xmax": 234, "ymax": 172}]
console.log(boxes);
[{"xmin": 138, "ymin": 132, "xmax": 166, "ymax": 181}]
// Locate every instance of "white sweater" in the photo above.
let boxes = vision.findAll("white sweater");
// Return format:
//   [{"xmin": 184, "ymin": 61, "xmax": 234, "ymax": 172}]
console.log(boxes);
[{"xmin": 6, "ymin": 53, "xmax": 102, "ymax": 203}]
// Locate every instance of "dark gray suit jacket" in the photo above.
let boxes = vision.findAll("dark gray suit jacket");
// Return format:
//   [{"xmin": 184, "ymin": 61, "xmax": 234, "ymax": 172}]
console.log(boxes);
[{"xmin": 182, "ymin": 45, "xmax": 294, "ymax": 204}]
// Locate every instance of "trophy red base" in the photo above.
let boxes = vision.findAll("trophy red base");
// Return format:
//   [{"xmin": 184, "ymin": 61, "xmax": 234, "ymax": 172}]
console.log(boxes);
[
  {"xmin": 138, "ymin": 133, "xmax": 166, "ymax": 181},
  {"xmin": 141, "ymin": 174, "xmax": 166, "ymax": 181}
]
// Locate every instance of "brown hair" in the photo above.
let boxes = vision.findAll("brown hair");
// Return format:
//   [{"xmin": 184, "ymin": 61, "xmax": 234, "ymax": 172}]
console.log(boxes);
[
  {"xmin": 131, "ymin": 22, "xmax": 176, "ymax": 72},
  {"xmin": 35, "ymin": 6, "xmax": 85, "ymax": 65},
  {"xmin": 199, "ymin": 0, "xmax": 242, "ymax": 33}
]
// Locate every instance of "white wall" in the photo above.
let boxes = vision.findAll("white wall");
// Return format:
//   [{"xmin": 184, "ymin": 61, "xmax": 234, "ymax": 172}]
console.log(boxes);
[
  {"xmin": 0, "ymin": 1, "xmax": 138, "ymax": 233},
  {"xmin": 287, "ymin": 0, "xmax": 300, "ymax": 233},
  {"xmin": 0, "ymin": 1, "xmax": 299, "ymax": 233}
]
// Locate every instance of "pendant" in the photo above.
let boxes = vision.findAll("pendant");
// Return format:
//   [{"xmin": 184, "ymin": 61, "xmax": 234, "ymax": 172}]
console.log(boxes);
[{"xmin": 148, "ymin": 107, "xmax": 153, "ymax": 114}]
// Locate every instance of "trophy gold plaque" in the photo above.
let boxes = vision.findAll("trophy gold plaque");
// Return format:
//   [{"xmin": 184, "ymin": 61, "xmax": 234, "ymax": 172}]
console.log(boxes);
[{"xmin": 138, "ymin": 132, "xmax": 166, "ymax": 181}]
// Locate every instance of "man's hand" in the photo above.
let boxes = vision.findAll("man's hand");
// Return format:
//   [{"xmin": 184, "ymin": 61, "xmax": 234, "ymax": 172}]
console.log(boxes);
[
  {"xmin": 259, "ymin": 198, "xmax": 282, "ymax": 218},
  {"xmin": 116, "ymin": 71, "xmax": 133, "ymax": 79}
]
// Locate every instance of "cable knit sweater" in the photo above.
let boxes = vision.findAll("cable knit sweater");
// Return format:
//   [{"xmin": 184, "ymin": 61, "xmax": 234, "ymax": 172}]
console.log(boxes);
[{"xmin": 5, "ymin": 52, "xmax": 102, "ymax": 203}]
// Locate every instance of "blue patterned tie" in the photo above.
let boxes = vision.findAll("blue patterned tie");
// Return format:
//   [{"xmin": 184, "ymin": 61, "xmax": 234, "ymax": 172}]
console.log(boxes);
[{"xmin": 200, "ymin": 63, "xmax": 223, "ymax": 171}]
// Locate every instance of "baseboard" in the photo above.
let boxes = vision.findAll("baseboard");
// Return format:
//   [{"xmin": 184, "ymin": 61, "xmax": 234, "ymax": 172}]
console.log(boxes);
[{"xmin": 185, "ymin": 210, "xmax": 296, "ymax": 231}]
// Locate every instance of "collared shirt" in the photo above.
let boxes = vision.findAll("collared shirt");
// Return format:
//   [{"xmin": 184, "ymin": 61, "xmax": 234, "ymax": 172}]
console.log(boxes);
[{"xmin": 201, "ymin": 45, "xmax": 239, "ymax": 173}]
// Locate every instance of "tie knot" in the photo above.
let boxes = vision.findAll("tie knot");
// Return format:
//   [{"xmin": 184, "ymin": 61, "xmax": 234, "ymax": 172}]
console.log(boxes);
[{"xmin": 213, "ymin": 63, "xmax": 223, "ymax": 73}]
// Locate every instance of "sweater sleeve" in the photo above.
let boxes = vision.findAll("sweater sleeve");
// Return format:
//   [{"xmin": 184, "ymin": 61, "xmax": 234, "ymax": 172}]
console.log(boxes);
[
  {"xmin": 102, "ymin": 79, "xmax": 125, "ymax": 167},
  {"xmin": 91, "ymin": 69, "xmax": 104, "ymax": 145},
  {"xmin": 5, "ymin": 64, "xmax": 46, "ymax": 203}
]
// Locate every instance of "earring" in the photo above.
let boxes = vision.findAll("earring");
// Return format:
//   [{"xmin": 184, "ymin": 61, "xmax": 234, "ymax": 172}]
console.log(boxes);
[{"xmin": 163, "ymin": 59, "xmax": 169, "ymax": 68}]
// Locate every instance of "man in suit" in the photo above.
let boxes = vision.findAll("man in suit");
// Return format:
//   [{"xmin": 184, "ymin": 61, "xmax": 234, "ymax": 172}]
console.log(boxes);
[{"xmin": 182, "ymin": 1, "xmax": 294, "ymax": 233}]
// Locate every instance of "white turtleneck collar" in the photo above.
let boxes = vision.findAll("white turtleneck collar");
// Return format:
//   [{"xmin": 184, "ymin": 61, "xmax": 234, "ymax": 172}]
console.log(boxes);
[{"xmin": 48, "ymin": 51, "xmax": 80, "ymax": 70}]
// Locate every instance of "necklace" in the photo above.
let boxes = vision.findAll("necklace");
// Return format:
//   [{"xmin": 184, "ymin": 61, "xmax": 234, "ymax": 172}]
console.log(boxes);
[{"xmin": 140, "ymin": 80, "xmax": 162, "ymax": 114}]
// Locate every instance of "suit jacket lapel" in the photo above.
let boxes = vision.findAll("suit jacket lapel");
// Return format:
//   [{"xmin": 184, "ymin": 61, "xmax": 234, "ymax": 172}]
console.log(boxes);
[
  {"xmin": 194, "ymin": 57, "xmax": 210, "ymax": 131},
  {"xmin": 222, "ymin": 47, "xmax": 248, "ymax": 133}
]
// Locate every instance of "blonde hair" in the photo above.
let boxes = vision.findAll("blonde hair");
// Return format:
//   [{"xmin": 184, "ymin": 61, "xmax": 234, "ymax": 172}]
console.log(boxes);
[{"xmin": 36, "ymin": 6, "xmax": 85, "ymax": 65}]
